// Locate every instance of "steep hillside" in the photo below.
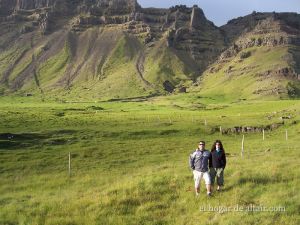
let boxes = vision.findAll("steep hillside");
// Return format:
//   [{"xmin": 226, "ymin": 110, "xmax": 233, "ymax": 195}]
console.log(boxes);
[
  {"xmin": 191, "ymin": 12, "xmax": 300, "ymax": 100},
  {"xmin": 0, "ymin": 1, "xmax": 299, "ymax": 100},
  {"xmin": 0, "ymin": 1, "xmax": 225, "ymax": 99}
]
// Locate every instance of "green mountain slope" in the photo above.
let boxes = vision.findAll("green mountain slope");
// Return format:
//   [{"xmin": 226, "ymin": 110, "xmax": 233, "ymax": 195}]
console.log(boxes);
[
  {"xmin": 191, "ymin": 14, "xmax": 300, "ymax": 100},
  {"xmin": 0, "ymin": 2, "xmax": 299, "ymax": 100}
]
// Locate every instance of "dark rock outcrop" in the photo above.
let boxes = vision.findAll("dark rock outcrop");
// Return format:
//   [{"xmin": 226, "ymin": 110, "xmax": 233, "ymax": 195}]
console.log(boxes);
[
  {"xmin": 163, "ymin": 80, "xmax": 175, "ymax": 93},
  {"xmin": 190, "ymin": 5, "xmax": 206, "ymax": 29}
]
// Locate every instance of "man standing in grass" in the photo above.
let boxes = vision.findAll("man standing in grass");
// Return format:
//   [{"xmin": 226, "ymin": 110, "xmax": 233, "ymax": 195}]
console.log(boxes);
[{"xmin": 189, "ymin": 141, "xmax": 212, "ymax": 197}]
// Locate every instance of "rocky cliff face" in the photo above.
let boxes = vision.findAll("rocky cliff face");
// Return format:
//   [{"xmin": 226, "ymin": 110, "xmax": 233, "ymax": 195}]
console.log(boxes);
[
  {"xmin": 0, "ymin": 0, "xmax": 140, "ymax": 15},
  {"xmin": 190, "ymin": 6, "xmax": 206, "ymax": 29},
  {"xmin": 0, "ymin": 0, "xmax": 57, "ymax": 15},
  {"xmin": 0, "ymin": 0, "xmax": 142, "ymax": 33},
  {"xmin": 15, "ymin": 0, "xmax": 56, "ymax": 10},
  {"xmin": 0, "ymin": 0, "xmax": 299, "ymax": 99},
  {"xmin": 165, "ymin": 5, "xmax": 224, "ymax": 75},
  {"xmin": 0, "ymin": 1, "xmax": 224, "ymax": 80},
  {"xmin": 219, "ymin": 13, "xmax": 300, "ymax": 63}
]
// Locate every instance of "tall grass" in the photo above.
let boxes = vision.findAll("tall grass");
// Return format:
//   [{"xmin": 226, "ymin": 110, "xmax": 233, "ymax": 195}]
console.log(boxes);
[{"xmin": 0, "ymin": 96, "xmax": 299, "ymax": 225}]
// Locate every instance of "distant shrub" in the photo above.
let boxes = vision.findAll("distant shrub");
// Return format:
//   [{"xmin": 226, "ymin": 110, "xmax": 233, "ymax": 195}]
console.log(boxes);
[
  {"xmin": 54, "ymin": 112, "xmax": 65, "ymax": 117},
  {"xmin": 240, "ymin": 51, "xmax": 251, "ymax": 59},
  {"xmin": 86, "ymin": 106, "xmax": 104, "ymax": 111},
  {"xmin": 287, "ymin": 82, "xmax": 300, "ymax": 98}
]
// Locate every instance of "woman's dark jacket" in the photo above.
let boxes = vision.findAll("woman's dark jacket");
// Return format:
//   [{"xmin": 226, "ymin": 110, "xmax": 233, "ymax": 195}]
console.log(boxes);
[{"xmin": 210, "ymin": 150, "xmax": 226, "ymax": 169}]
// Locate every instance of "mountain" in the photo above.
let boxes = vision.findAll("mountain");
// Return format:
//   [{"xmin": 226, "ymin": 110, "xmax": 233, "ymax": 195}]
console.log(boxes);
[
  {"xmin": 192, "ymin": 12, "xmax": 300, "ymax": 100},
  {"xmin": 0, "ymin": 0, "xmax": 299, "ymax": 100}
]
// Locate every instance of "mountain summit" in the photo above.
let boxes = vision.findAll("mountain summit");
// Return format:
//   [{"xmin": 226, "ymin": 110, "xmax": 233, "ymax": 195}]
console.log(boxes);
[{"xmin": 0, "ymin": 0, "xmax": 299, "ymax": 100}]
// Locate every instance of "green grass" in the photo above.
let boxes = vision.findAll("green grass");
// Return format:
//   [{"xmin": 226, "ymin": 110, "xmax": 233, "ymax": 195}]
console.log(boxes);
[
  {"xmin": 0, "ymin": 46, "xmax": 30, "ymax": 88},
  {"xmin": 0, "ymin": 47, "xmax": 24, "ymax": 76},
  {"xmin": 37, "ymin": 43, "xmax": 70, "ymax": 87},
  {"xmin": 0, "ymin": 95, "xmax": 299, "ymax": 225},
  {"xmin": 144, "ymin": 41, "xmax": 193, "ymax": 91}
]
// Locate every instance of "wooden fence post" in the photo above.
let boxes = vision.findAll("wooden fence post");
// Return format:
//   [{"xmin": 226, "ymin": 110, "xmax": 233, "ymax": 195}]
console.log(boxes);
[
  {"xmin": 69, "ymin": 152, "xmax": 71, "ymax": 177},
  {"xmin": 241, "ymin": 135, "xmax": 245, "ymax": 157}
]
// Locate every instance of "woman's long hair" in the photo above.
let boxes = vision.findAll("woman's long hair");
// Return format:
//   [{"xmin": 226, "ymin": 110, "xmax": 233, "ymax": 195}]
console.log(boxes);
[{"xmin": 211, "ymin": 140, "xmax": 225, "ymax": 153}]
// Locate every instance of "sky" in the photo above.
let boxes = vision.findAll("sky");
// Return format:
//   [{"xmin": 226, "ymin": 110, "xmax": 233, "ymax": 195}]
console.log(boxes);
[{"xmin": 137, "ymin": 0, "xmax": 300, "ymax": 26}]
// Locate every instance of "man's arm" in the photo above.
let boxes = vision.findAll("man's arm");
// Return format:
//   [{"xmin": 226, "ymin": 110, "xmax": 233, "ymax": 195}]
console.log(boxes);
[{"xmin": 189, "ymin": 152, "xmax": 195, "ymax": 170}]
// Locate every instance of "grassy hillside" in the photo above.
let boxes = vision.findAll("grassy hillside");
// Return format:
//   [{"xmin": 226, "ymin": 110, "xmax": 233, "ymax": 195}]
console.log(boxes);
[
  {"xmin": 144, "ymin": 40, "xmax": 194, "ymax": 92},
  {"xmin": 191, "ymin": 45, "xmax": 299, "ymax": 101},
  {"xmin": 0, "ymin": 95, "xmax": 299, "ymax": 224},
  {"xmin": 0, "ymin": 26, "xmax": 153, "ymax": 99},
  {"xmin": 0, "ymin": 23, "xmax": 198, "ymax": 100},
  {"xmin": 58, "ymin": 30, "xmax": 156, "ymax": 100}
]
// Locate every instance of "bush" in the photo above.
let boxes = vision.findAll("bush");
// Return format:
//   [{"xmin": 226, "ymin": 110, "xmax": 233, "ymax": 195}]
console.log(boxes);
[{"xmin": 240, "ymin": 51, "xmax": 251, "ymax": 59}]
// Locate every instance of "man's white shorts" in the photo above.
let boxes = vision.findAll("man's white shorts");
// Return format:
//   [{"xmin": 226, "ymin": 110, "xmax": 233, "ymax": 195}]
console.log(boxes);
[{"xmin": 193, "ymin": 170, "xmax": 211, "ymax": 188}]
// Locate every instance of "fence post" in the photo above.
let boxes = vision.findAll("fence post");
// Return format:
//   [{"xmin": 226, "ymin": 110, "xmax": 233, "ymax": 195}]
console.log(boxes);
[
  {"xmin": 285, "ymin": 129, "xmax": 288, "ymax": 141},
  {"xmin": 263, "ymin": 129, "xmax": 265, "ymax": 141},
  {"xmin": 69, "ymin": 152, "xmax": 71, "ymax": 178},
  {"xmin": 241, "ymin": 135, "xmax": 245, "ymax": 157}
]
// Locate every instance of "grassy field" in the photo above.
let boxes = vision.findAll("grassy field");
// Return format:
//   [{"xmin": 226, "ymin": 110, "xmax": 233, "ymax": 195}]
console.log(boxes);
[{"xmin": 0, "ymin": 94, "xmax": 299, "ymax": 225}]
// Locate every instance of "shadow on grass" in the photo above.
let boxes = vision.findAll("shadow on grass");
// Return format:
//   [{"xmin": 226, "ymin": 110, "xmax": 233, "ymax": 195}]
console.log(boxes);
[
  {"xmin": 105, "ymin": 93, "xmax": 159, "ymax": 103},
  {"xmin": 0, "ymin": 130, "xmax": 78, "ymax": 150}
]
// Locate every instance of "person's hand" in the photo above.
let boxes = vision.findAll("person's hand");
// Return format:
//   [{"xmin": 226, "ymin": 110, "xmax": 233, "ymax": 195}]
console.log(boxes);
[{"xmin": 216, "ymin": 168, "xmax": 223, "ymax": 176}]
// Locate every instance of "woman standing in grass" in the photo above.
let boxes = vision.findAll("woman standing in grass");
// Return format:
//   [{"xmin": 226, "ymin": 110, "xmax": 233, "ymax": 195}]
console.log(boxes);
[{"xmin": 210, "ymin": 140, "xmax": 227, "ymax": 192}]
